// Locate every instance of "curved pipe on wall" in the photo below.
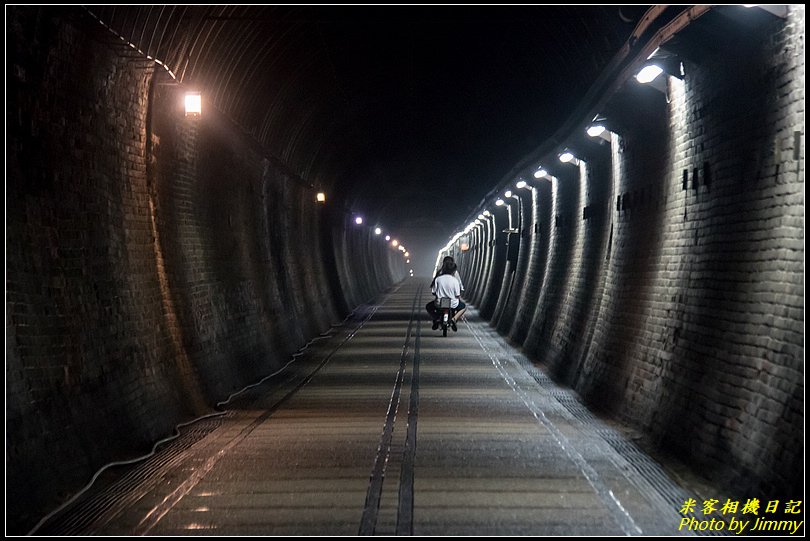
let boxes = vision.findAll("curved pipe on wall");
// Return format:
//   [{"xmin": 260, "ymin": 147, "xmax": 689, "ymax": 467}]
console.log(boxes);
[
  {"xmin": 522, "ymin": 168, "xmax": 580, "ymax": 360},
  {"xmin": 470, "ymin": 224, "xmax": 486, "ymax": 297},
  {"xmin": 490, "ymin": 198, "xmax": 521, "ymax": 328},
  {"xmin": 476, "ymin": 210, "xmax": 507, "ymax": 319},
  {"xmin": 496, "ymin": 194, "xmax": 531, "ymax": 334},
  {"xmin": 468, "ymin": 225, "xmax": 485, "ymax": 301},
  {"xmin": 508, "ymin": 181, "xmax": 552, "ymax": 346},
  {"xmin": 470, "ymin": 216, "xmax": 494, "ymax": 307}
]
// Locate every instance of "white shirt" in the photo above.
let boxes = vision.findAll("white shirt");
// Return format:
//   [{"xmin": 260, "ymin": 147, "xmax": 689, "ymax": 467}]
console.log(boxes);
[
  {"xmin": 453, "ymin": 270, "xmax": 465, "ymax": 292},
  {"xmin": 432, "ymin": 274, "xmax": 461, "ymax": 308},
  {"xmin": 434, "ymin": 270, "xmax": 464, "ymax": 291}
]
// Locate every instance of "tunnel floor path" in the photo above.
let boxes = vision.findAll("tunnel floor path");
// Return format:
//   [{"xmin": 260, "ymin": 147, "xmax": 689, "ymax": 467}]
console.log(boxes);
[{"xmin": 39, "ymin": 278, "xmax": 706, "ymax": 536}]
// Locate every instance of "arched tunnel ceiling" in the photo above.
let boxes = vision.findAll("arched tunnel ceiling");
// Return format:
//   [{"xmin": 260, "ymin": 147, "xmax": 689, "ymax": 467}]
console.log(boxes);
[{"xmin": 86, "ymin": 5, "xmax": 648, "ymax": 254}]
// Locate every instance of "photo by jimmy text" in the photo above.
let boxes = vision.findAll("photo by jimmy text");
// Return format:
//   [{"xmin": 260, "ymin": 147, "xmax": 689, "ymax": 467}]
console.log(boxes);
[{"xmin": 678, "ymin": 498, "xmax": 803, "ymax": 535}]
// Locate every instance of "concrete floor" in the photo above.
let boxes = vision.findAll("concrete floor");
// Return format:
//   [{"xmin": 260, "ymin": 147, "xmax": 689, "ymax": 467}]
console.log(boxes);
[{"xmin": 37, "ymin": 279, "xmax": 705, "ymax": 536}]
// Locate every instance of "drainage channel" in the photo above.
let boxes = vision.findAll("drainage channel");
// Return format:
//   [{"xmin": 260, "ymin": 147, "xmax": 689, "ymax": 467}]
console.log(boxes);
[
  {"xmin": 465, "ymin": 318, "xmax": 643, "ymax": 536},
  {"xmin": 34, "ymin": 415, "xmax": 227, "ymax": 535},
  {"xmin": 33, "ymin": 300, "xmax": 389, "ymax": 536},
  {"xmin": 512, "ymin": 348, "xmax": 726, "ymax": 536}
]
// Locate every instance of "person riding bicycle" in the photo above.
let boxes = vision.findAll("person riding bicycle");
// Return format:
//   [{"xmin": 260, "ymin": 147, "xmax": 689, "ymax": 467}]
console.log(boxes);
[{"xmin": 426, "ymin": 259, "xmax": 467, "ymax": 331}]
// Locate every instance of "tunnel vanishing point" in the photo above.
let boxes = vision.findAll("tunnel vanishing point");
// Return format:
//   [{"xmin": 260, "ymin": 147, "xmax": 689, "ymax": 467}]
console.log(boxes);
[{"xmin": 5, "ymin": 5, "xmax": 804, "ymax": 535}]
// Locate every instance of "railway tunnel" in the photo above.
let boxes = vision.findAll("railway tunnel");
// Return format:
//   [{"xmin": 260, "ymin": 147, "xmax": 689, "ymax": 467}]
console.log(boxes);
[{"xmin": 6, "ymin": 5, "xmax": 804, "ymax": 535}]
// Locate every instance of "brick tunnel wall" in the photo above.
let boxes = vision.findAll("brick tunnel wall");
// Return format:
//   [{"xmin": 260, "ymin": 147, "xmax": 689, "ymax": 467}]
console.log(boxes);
[
  {"xmin": 463, "ymin": 9, "xmax": 804, "ymax": 502},
  {"xmin": 5, "ymin": 8, "xmax": 404, "ymax": 533}
]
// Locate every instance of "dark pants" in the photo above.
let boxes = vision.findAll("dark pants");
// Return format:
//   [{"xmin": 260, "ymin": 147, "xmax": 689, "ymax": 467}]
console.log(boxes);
[{"xmin": 426, "ymin": 300, "xmax": 466, "ymax": 320}]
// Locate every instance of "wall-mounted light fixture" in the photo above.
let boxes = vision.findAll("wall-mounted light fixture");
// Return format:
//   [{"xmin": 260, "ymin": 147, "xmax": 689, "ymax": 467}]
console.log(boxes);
[
  {"xmin": 635, "ymin": 63, "xmax": 667, "ymax": 93},
  {"xmin": 515, "ymin": 180, "xmax": 528, "ymax": 189},
  {"xmin": 495, "ymin": 199, "xmax": 505, "ymax": 206},
  {"xmin": 586, "ymin": 115, "xmax": 614, "ymax": 142},
  {"xmin": 385, "ymin": 235, "xmax": 391, "ymax": 241},
  {"xmin": 587, "ymin": 126, "xmax": 614, "ymax": 145},
  {"xmin": 635, "ymin": 64, "xmax": 664, "ymax": 84},
  {"xmin": 533, "ymin": 168, "xmax": 548, "ymax": 179},
  {"xmin": 586, "ymin": 125, "xmax": 606, "ymax": 137},
  {"xmin": 482, "ymin": 210, "xmax": 491, "ymax": 217},
  {"xmin": 391, "ymin": 239, "xmax": 399, "ymax": 247},
  {"xmin": 504, "ymin": 190, "xmax": 512, "ymax": 198},
  {"xmin": 634, "ymin": 48, "xmax": 683, "ymax": 93},
  {"xmin": 354, "ymin": 216, "xmax": 363, "ymax": 225},
  {"xmin": 316, "ymin": 192, "xmax": 326, "ymax": 203},
  {"xmin": 559, "ymin": 151, "xmax": 580, "ymax": 165},
  {"xmin": 184, "ymin": 91, "xmax": 202, "ymax": 116},
  {"xmin": 374, "ymin": 227, "xmax": 382, "ymax": 235}
]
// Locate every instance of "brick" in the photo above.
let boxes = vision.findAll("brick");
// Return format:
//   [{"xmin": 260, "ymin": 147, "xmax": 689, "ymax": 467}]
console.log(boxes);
[
  {"xmin": 6, "ymin": 7, "xmax": 402, "ymax": 534},
  {"xmin": 468, "ymin": 5, "xmax": 805, "ymax": 511}
]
